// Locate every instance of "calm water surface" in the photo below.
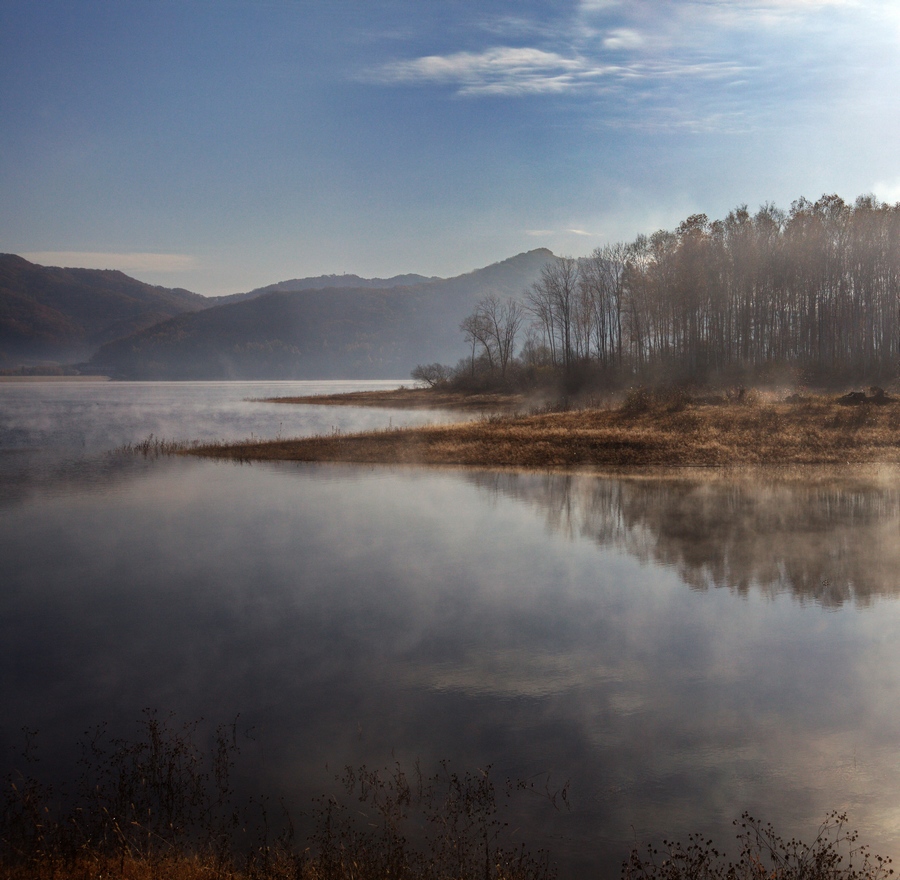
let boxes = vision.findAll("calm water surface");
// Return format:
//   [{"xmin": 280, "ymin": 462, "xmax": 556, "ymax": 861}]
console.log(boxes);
[{"xmin": 3, "ymin": 380, "xmax": 900, "ymax": 877}]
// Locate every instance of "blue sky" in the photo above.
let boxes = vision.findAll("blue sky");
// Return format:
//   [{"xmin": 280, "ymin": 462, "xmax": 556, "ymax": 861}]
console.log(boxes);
[{"xmin": 2, "ymin": 0, "xmax": 900, "ymax": 295}]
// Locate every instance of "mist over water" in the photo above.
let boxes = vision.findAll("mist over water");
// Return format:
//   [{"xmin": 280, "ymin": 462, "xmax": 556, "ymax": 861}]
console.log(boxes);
[
  {"xmin": 0, "ymin": 378, "xmax": 455, "ymax": 454},
  {"xmin": 0, "ymin": 379, "xmax": 461, "ymax": 504},
  {"xmin": 3, "ymin": 381, "xmax": 900, "ymax": 878}
]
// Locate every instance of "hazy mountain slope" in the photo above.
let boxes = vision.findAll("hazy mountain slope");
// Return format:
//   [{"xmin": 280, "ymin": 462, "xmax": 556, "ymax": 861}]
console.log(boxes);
[
  {"xmin": 206, "ymin": 272, "xmax": 439, "ymax": 306},
  {"xmin": 0, "ymin": 254, "xmax": 209, "ymax": 364},
  {"xmin": 88, "ymin": 249, "xmax": 555, "ymax": 379}
]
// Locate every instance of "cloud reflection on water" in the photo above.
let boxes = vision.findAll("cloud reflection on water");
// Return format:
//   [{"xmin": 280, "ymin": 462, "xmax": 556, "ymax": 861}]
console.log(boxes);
[{"xmin": 4, "ymin": 459, "xmax": 900, "ymax": 877}]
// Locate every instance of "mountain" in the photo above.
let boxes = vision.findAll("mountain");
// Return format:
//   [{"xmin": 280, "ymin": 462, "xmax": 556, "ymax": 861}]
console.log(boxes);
[
  {"xmin": 206, "ymin": 272, "xmax": 439, "ymax": 307},
  {"xmin": 87, "ymin": 249, "xmax": 555, "ymax": 379},
  {"xmin": 0, "ymin": 254, "xmax": 209, "ymax": 366}
]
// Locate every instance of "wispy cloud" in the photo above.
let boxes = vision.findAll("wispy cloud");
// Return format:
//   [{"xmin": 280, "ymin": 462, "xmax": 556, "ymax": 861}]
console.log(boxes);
[
  {"xmin": 602, "ymin": 28, "xmax": 645, "ymax": 50},
  {"xmin": 579, "ymin": 0, "xmax": 622, "ymax": 10},
  {"xmin": 372, "ymin": 45, "xmax": 747, "ymax": 97},
  {"xmin": 21, "ymin": 252, "xmax": 198, "ymax": 273},
  {"xmin": 650, "ymin": 0, "xmax": 894, "ymax": 38},
  {"xmin": 476, "ymin": 15, "xmax": 553, "ymax": 39},
  {"xmin": 580, "ymin": 0, "xmax": 859, "ymax": 23},
  {"xmin": 375, "ymin": 47, "xmax": 595, "ymax": 96},
  {"xmin": 361, "ymin": 0, "xmax": 892, "ymax": 141},
  {"xmin": 525, "ymin": 227, "xmax": 604, "ymax": 240}
]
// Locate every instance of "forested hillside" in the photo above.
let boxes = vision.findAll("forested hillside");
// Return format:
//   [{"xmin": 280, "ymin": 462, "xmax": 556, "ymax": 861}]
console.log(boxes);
[{"xmin": 0, "ymin": 255, "xmax": 208, "ymax": 366}]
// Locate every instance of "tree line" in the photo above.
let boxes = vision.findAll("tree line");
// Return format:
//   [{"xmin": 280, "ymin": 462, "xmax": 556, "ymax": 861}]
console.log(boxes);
[{"xmin": 416, "ymin": 194, "xmax": 900, "ymax": 389}]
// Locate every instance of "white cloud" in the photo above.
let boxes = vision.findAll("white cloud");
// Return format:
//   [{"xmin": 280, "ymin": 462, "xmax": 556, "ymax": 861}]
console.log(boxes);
[
  {"xmin": 681, "ymin": 0, "xmax": 865, "ymax": 29},
  {"xmin": 374, "ymin": 46, "xmax": 614, "ymax": 97},
  {"xmin": 722, "ymin": 0, "xmax": 857, "ymax": 8},
  {"xmin": 386, "ymin": 47, "xmax": 582, "ymax": 79},
  {"xmin": 579, "ymin": 0, "xmax": 622, "ymax": 10},
  {"xmin": 871, "ymin": 179, "xmax": 900, "ymax": 204},
  {"xmin": 372, "ymin": 44, "xmax": 748, "ymax": 98},
  {"xmin": 602, "ymin": 28, "xmax": 645, "ymax": 50},
  {"xmin": 21, "ymin": 252, "xmax": 198, "ymax": 273}
]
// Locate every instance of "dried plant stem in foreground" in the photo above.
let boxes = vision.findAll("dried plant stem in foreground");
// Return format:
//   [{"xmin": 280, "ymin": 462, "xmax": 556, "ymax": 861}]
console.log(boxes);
[
  {"xmin": 624, "ymin": 811, "xmax": 894, "ymax": 880},
  {"xmin": 2, "ymin": 715, "xmax": 559, "ymax": 880}
]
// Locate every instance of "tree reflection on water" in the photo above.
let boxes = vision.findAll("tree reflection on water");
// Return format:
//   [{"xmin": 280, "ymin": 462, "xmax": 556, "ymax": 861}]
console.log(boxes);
[{"xmin": 468, "ymin": 469, "xmax": 900, "ymax": 607}]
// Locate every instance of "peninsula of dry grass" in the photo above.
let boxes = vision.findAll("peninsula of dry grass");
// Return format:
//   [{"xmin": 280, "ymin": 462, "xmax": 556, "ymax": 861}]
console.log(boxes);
[
  {"xmin": 189, "ymin": 392, "xmax": 900, "ymax": 468},
  {"xmin": 260, "ymin": 387, "xmax": 525, "ymax": 410}
]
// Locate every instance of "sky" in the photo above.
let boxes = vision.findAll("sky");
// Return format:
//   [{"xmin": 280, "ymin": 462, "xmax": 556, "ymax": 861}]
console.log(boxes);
[{"xmin": 2, "ymin": 0, "xmax": 900, "ymax": 296}]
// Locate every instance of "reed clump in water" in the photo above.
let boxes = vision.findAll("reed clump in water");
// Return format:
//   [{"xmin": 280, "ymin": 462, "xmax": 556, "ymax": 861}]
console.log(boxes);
[
  {"xmin": 5, "ymin": 716, "xmax": 892, "ymax": 879},
  {"xmin": 186, "ymin": 391, "xmax": 900, "ymax": 468},
  {"xmin": 1, "ymin": 714, "xmax": 558, "ymax": 880},
  {"xmin": 116, "ymin": 434, "xmax": 203, "ymax": 458}
]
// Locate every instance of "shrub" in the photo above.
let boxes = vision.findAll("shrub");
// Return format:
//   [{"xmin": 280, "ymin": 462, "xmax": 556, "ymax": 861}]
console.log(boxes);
[
  {"xmin": 623, "ymin": 811, "xmax": 893, "ymax": 880},
  {"xmin": 2, "ymin": 717, "xmax": 560, "ymax": 880}
]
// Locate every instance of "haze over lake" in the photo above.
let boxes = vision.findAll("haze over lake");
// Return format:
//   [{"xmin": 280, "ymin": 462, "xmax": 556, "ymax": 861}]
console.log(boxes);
[{"xmin": 4, "ymin": 380, "xmax": 900, "ymax": 877}]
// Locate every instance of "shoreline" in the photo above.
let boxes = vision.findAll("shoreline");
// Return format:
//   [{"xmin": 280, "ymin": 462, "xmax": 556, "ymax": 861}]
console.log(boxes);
[
  {"xmin": 0, "ymin": 374, "xmax": 111, "ymax": 382},
  {"xmin": 188, "ymin": 392, "xmax": 900, "ymax": 469},
  {"xmin": 259, "ymin": 387, "xmax": 527, "ymax": 411}
]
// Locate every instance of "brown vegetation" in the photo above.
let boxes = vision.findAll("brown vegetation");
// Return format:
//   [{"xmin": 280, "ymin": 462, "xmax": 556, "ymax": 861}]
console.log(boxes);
[
  {"xmin": 5, "ymin": 714, "xmax": 890, "ymax": 880},
  {"xmin": 2, "ymin": 714, "xmax": 556, "ymax": 880},
  {"xmin": 624, "ymin": 811, "xmax": 893, "ymax": 880},
  {"xmin": 259, "ymin": 387, "xmax": 525, "ymax": 411},
  {"xmin": 189, "ymin": 391, "xmax": 900, "ymax": 468}
]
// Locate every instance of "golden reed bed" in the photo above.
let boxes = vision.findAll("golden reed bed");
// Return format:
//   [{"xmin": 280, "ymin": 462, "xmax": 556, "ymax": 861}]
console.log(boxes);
[{"xmin": 189, "ymin": 392, "xmax": 900, "ymax": 468}]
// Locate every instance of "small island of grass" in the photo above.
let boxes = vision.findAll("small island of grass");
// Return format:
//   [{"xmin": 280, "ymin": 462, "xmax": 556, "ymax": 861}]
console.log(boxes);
[{"xmin": 188, "ymin": 387, "xmax": 900, "ymax": 469}]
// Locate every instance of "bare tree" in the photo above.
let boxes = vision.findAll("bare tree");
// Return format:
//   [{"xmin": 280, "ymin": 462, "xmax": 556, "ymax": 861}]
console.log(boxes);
[
  {"xmin": 479, "ymin": 296, "xmax": 525, "ymax": 377},
  {"xmin": 460, "ymin": 311, "xmax": 494, "ymax": 374},
  {"xmin": 526, "ymin": 257, "xmax": 580, "ymax": 370},
  {"xmin": 411, "ymin": 363, "xmax": 452, "ymax": 387},
  {"xmin": 461, "ymin": 296, "xmax": 525, "ymax": 378},
  {"xmin": 456, "ymin": 194, "xmax": 900, "ymax": 388},
  {"xmin": 580, "ymin": 243, "xmax": 628, "ymax": 368}
]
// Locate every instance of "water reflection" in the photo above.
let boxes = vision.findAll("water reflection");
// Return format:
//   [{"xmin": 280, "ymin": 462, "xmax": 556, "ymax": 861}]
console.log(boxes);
[
  {"xmin": 468, "ymin": 470, "xmax": 900, "ymax": 606},
  {"xmin": 5, "ymin": 457, "xmax": 900, "ymax": 877},
  {"xmin": 5, "ymin": 382, "xmax": 900, "ymax": 877}
]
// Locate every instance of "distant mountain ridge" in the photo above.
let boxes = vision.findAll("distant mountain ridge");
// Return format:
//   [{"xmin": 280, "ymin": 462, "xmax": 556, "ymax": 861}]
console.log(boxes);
[
  {"xmin": 207, "ymin": 272, "xmax": 440, "ymax": 306},
  {"xmin": 1, "ymin": 249, "xmax": 555, "ymax": 377},
  {"xmin": 87, "ymin": 249, "xmax": 555, "ymax": 379},
  {"xmin": 0, "ymin": 254, "xmax": 208, "ymax": 365}
]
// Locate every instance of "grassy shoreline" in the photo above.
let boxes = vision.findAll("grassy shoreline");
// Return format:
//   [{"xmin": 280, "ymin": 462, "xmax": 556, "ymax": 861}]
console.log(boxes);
[
  {"xmin": 188, "ymin": 390, "xmax": 900, "ymax": 468},
  {"xmin": 259, "ymin": 387, "xmax": 526, "ymax": 410}
]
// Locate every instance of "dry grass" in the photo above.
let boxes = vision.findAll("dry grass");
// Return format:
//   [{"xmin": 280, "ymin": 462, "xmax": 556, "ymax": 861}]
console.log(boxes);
[
  {"xmin": 188, "ymin": 394, "xmax": 900, "ymax": 468},
  {"xmin": 1, "ymin": 852, "xmax": 550, "ymax": 880},
  {"xmin": 3, "ymin": 714, "xmax": 557, "ymax": 880},
  {"xmin": 624, "ymin": 811, "xmax": 893, "ymax": 880},
  {"xmin": 259, "ymin": 388, "xmax": 526, "ymax": 411},
  {"xmin": 2, "ymin": 852, "xmax": 255, "ymax": 880}
]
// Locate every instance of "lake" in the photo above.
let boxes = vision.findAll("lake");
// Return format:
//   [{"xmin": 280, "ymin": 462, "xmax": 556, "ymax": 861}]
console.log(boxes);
[{"xmin": 3, "ymin": 379, "xmax": 900, "ymax": 877}]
